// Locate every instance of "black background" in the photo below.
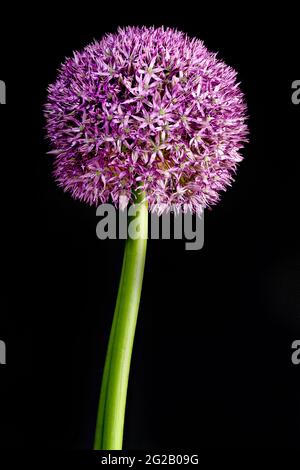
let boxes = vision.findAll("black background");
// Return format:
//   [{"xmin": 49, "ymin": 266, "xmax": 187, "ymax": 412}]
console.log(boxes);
[{"xmin": 0, "ymin": 3, "xmax": 299, "ymax": 452}]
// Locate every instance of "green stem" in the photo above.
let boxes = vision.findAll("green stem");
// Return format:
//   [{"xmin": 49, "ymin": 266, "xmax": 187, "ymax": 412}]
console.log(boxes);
[{"xmin": 93, "ymin": 191, "xmax": 148, "ymax": 450}]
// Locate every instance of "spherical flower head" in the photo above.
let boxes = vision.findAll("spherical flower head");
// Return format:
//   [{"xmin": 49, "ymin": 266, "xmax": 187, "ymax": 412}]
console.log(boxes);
[{"xmin": 45, "ymin": 26, "xmax": 248, "ymax": 214}]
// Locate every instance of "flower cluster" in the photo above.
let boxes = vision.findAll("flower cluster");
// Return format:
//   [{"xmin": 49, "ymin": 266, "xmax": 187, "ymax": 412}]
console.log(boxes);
[{"xmin": 45, "ymin": 26, "xmax": 248, "ymax": 214}]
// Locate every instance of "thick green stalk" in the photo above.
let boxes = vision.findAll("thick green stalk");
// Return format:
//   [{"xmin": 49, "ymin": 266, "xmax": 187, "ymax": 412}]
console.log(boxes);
[{"xmin": 94, "ymin": 192, "xmax": 148, "ymax": 450}]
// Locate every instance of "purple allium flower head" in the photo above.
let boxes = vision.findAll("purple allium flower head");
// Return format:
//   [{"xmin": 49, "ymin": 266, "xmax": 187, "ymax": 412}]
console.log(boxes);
[{"xmin": 45, "ymin": 26, "xmax": 248, "ymax": 214}]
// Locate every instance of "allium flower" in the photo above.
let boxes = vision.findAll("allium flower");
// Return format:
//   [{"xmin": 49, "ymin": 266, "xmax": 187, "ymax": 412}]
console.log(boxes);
[
  {"xmin": 45, "ymin": 27, "xmax": 250, "ymax": 450},
  {"xmin": 45, "ymin": 26, "xmax": 248, "ymax": 214}
]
